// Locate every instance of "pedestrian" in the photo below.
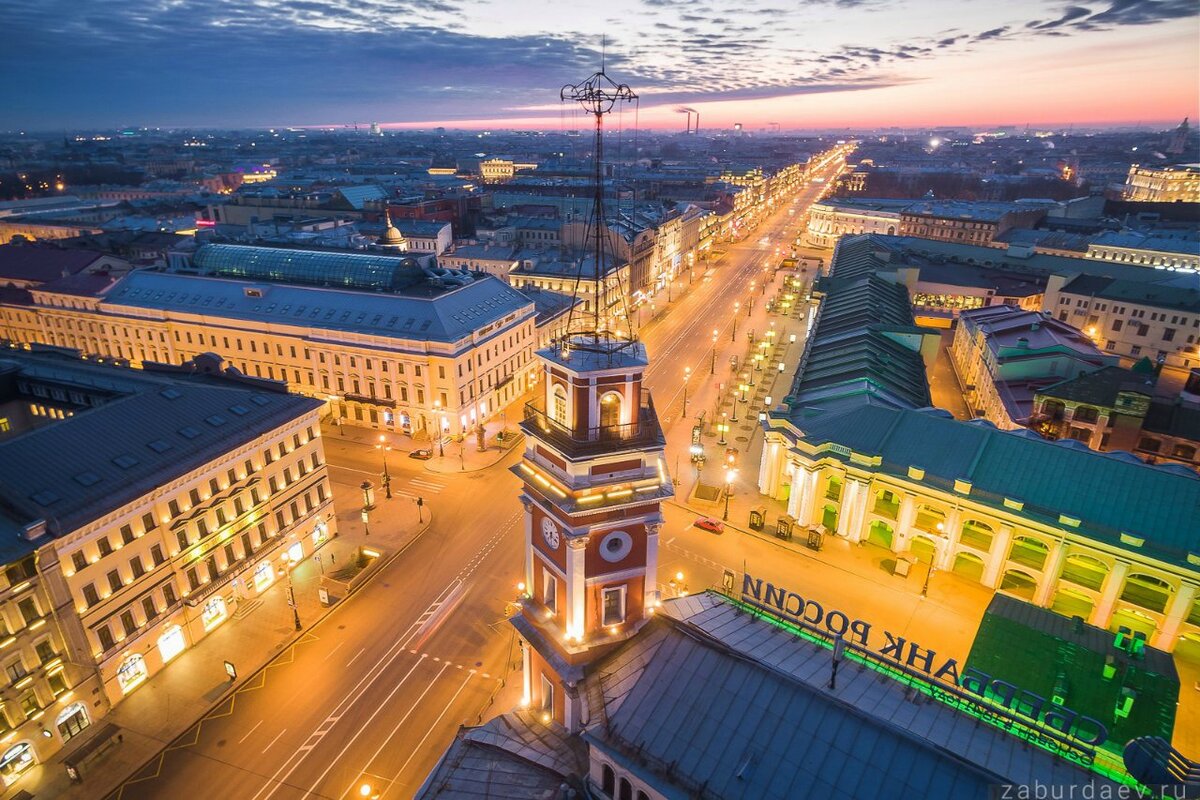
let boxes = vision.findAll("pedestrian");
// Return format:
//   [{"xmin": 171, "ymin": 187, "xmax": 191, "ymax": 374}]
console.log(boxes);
[{"xmin": 330, "ymin": 553, "xmax": 336, "ymax": 565}]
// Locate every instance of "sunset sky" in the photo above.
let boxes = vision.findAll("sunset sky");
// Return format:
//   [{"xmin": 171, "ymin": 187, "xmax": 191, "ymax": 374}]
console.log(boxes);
[{"xmin": 2, "ymin": 0, "xmax": 1197, "ymax": 130}]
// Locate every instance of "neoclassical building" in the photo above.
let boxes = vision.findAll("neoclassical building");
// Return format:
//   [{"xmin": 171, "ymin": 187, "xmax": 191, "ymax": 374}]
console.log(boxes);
[
  {"xmin": 759, "ymin": 235, "xmax": 1200, "ymax": 658},
  {"xmin": 0, "ymin": 243, "xmax": 551, "ymax": 438}
]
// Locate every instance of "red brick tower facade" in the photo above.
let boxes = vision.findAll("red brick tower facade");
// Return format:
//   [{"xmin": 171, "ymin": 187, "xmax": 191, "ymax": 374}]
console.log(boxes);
[{"xmin": 512, "ymin": 337, "xmax": 671, "ymax": 731}]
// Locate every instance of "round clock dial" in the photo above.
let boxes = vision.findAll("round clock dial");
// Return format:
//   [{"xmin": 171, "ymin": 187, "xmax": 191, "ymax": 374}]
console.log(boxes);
[{"xmin": 541, "ymin": 518, "xmax": 561, "ymax": 550}]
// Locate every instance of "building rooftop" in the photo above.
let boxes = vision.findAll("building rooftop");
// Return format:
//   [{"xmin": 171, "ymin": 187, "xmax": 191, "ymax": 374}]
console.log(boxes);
[
  {"xmin": 958, "ymin": 306, "xmax": 1107, "ymax": 360},
  {"xmin": 902, "ymin": 200, "xmax": 1050, "ymax": 223},
  {"xmin": 786, "ymin": 401, "xmax": 1200, "ymax": 568},
  {"xmin": 416, "ymin": 711, "xmax": 587, "ymax": 799},
  {"xmin": 104, "ymin": 269, "xmax": 532, "ymax": 345},
  {"xmin": 0, "ymin": 243, "xmax": 114, "ymax": 285},
  {"xmin": 0, "ymin": 350, "xmax": 320, "ymax": 558},
  {"xmin": 1036, "ymin": 364, "xmax": 1157, "ymax": 407},
  {"xmin": 589, "ymin": 592, "xmax": 1105, "ymax": 798},
  {"xmin": 191, "ymin": 243, "xmax": 435, "ymax": 292},
  {"xmin": 1056, "ymin": 274, "xmax": 1200, "ymax": 314}
]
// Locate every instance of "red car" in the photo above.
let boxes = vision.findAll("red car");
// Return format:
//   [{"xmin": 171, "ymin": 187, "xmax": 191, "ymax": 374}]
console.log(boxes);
[
  {"xmin": 694, "ymin": 517, "xmax": 724, "ymax": 534},
  {"xmin": 408, "ymin": 449, "xmax": 433, "ymax": 460}
]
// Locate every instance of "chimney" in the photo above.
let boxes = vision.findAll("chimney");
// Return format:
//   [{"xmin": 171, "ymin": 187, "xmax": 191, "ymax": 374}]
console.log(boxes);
[
  {"xmin": 23, "ymin": 519, "xmax": 48, "ymax": 542},
  {"xmin": 1017, "ymin": 337, "xmax": 1029, "ymax": 349}
]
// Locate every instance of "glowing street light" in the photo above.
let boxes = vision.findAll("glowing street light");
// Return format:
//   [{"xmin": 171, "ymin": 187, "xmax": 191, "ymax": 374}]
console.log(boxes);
[
  {"xmin": 723, "ymin": 467, "xmax": 738, "ymax": 521},
  {"xmin": 710, "ymin": 329, "xmax": 719, "ymax": 374},
  {"xmin": 682, "ymin": 367, "xmax": 692, "ymax": 415},
  {"xmin": 376, "ymin": 434, "xmax": 392, "ymax": 499}
]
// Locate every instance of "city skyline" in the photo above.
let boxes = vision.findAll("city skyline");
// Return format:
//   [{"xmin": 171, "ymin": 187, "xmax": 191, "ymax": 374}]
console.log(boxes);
[{"xmin": 2, "ymin": 0, "xmax": 1198, "ymax": 131}]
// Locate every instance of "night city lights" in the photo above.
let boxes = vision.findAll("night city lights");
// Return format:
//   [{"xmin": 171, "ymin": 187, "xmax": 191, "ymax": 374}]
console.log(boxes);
[{"xmin": 0, "ymin": 1, "xmax": 1197, "ymax": 798}]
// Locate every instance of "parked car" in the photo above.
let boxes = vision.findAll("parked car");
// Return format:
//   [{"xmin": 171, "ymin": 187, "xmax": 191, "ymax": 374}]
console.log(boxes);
[
  {"xmin": 409, "ymin": 449, "xmax": 433, "ymax": 460},
  {"xmin": 694, "ymin": 517, "xmax": 724, "ymax": 534}
]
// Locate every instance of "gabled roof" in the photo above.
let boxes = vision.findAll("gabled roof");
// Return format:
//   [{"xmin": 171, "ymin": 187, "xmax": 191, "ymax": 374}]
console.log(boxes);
[
  {"xmin": 1036, "ymin": 365, "xmax": 1154, "ymax": 407},
  {"xmin": 334, "ymin": 185, "xmax": 388, "ymax": 209},
  {"xmin": 1057, "ymin": 274, "xmax": 1200, "ymax": 313},
  {"xmin": 791, "ymin": 402, "xmax": 1200, "ymax": 567},
  {"xmin": 0, "ymin": 351, "xmax": 320, "ymax": 552},
  {"xmin": 0, "ymin": 243, "xmax": 108, "ymax": 284},
  {"xmin": 579, "ymin": 593, "xmax": 1102, "ymax": 799}
]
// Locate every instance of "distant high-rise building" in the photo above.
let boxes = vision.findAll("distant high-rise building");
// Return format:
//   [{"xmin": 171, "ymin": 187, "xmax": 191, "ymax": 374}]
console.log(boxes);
[{"xmin": 1165, "ymin": 117, "xmax": 1191, "ymax": 156}]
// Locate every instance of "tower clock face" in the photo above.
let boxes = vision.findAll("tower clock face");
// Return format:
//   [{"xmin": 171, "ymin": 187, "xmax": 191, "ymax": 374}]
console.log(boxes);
[{"xmin": 541, "ymin": 518, "xmax": 561, "ymax": 550}]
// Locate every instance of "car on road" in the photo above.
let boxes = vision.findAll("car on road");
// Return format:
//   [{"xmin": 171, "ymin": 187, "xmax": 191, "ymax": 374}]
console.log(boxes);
[
  {"xmin": 409, "ymin": 449, "xmax": 433, "ymax": 460},
  {"xmin": 694, "ymin": 517, "xmax": 725, "ymax": 534}
]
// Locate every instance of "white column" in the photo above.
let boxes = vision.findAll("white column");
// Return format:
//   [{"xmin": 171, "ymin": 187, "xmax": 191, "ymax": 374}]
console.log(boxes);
[
  {"xmin": 836, "ymin": 478, "xmax": 867, "ymax": 542},
  {"xmin": 1089, "ymin": 415, "xmax": 1109, "ymax": 450},
  {"xmin": 793, "ymin": 467, "xmax": 816, "ymax": 524},
  {"xmin": 1034, "ymin": 541, "xmax": 1067, "ymax": 608},
  {"xmin": 982, "ymin": 525, "xmax": 1013, "ymax": 589},
  {"xmin": 644, "ymin": 522, "xmax": 661, "ymax": 609},
  {"xmin": 523, "ymin": 501, "xmax": 534, "ymax": 593},
  {"xmin": 1154, "ymin": 582, "xmax": 1198, "ymax": 652},
  {"xmin": 566, "ymin": 536, "xmax": 589, "ymax": 641},
  {"xmin": 1090, "ymin": 560, "xmax": 1129, "ymax": 629},
  {"xmin": 521, "ymin": 641, "xmax": 532, "ymax": 706},
  {"xmin": 937, "ymin": 509, "xmax": 962, "ymax": 571},
  {"xmin": 894, "ymin": 494, "xmax": 917, "ymax": 554}
]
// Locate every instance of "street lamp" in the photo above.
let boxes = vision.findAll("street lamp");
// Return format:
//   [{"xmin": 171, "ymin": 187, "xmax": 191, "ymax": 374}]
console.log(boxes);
[
  {"xmin": 732, "ymin": 303, "xmax": 740, "ymax": 341},
  {"xmin": 433, "ymin": 400, "xmax": 446, "ymax": 458},
  {"xmin": 723, "ymin": 467, "xmax": 737, "ymax": 521},
  {"xmin": 376, "ymin": 435, "xmax": 392, "ymax": 499},
  {"xmin": 710, "ymin": 329, "xmax": 718, "ymax": 374},
  {"xmin": 682, "ymin": 367, "xmax": 691, "ymax": 416},
  {"xmin": 718, "ymin": 413, "xmax": 729, "ymax": 445},
  {"xmin": 284, "ymin": 552, "xmax": 302, "ymax": 631}
]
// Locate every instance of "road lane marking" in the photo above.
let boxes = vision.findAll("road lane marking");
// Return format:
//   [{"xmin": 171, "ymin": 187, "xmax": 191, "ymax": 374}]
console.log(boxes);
[
  {"xmin": 379, "ymin": 671, "xmax": 476, "ymax": 798},
  {"xmin": 262, "ymin": 728, "xmax": 287, "ymax": 754},
  {"xmin": 249, "ymin": 514, "xmax": 519, "ymax": 800},
  {"xmin": 311, "ymin": 659, "xmax": 450, "ymax": 800},
  {"xmin": 238, "ymin": 719, "xmax": 263, "ymax": 744},
  {"xmin": 346, "ymin": 647, "xmax": 365, "ymax": 667},
  {"xmin": 323, "ymin": 641, "xmax": 345, "ymax": 661}
]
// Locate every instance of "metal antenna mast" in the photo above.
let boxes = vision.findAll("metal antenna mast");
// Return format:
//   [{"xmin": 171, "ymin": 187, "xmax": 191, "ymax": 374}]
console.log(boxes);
[{"xmin": 560, "ymin": 56, "xmax": 637, "ymax": 351}]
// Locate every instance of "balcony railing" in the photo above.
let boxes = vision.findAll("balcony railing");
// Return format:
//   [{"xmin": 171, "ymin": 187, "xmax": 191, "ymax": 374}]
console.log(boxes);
[{"xmin": 521, "ymin": 390, "xmax": 665, "ymax": 457}]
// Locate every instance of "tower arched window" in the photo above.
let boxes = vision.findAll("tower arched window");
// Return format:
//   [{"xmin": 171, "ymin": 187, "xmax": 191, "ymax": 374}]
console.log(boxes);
[
  {"xmin": 599, "ymin": 392, "xmax": 621, "ymax": 430},
  {"xmin": 619, "ymin": 778, "xmax": 632, "ymax": 800},
  {"xmin": 551, "ymin": 386, "xmax": 568, "ymax": 426},
  {"xmin": 601, "ymin": 764, "xmax": 615, "ymax": 795}
]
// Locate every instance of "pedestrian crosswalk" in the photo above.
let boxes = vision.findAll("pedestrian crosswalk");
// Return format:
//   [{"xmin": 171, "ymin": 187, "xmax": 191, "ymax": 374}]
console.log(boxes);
[{"xmin": 395, "ymin": 476, "xmax": 446, "ymax": 499}]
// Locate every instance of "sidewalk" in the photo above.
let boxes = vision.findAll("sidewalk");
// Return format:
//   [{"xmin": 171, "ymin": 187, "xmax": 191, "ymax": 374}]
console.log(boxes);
[
  {"xmin": 11, "ymin": 490, "xmax": 429, "ymax": 800},
  {"xmin": 329, "ymin": 397, "xmax": 529, "ymax": 475}
]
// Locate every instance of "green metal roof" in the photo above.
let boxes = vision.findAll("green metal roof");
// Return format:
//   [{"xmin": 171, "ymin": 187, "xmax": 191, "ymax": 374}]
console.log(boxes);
[{"xmin": 792, "ymin": 403, "xmax": 1200, "ymax": 568}]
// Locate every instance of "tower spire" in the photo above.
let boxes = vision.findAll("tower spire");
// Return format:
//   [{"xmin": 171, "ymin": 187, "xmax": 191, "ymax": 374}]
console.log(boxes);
[{"xmin": 560, "ymin": 55, "xmax": 638, "ymax": 353}]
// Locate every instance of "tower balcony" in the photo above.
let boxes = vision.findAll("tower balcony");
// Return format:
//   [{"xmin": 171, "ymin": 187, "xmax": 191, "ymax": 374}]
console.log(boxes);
[{"xmin": 521, "ymin": 389, "xmax": 665, "ymax": 459}]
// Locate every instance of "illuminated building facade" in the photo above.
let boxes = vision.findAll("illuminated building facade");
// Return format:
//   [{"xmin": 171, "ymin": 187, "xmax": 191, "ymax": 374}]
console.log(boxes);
[
  {"xmin": 1123, "ymin": 164, "xmax": 1200, "ymax": 203},
  {"xmin": 511, "ymin": 335, "xmax": 672, "ymax": 728},
  {"xmin": 0, "ymin": 243, "xmax": 546, "ymax": 437},
  {"xmin": 759, "ymin": 236, "xmax": 1200, "ymax": 658},
  {"xmin": 0, "ymin": 350, "xmax": 334, "ymax": 710}
]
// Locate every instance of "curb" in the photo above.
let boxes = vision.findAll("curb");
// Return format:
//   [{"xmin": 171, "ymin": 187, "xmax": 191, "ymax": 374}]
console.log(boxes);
[
  {"xmin": 96, "ymin": 511, "xmax": 435, "ymax": 800},
  {"xmin": 422, "ymin": 434, "xmax": 524, "ymax": 475}
]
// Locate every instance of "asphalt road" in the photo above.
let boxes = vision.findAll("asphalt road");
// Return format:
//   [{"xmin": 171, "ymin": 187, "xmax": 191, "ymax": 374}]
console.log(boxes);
[{"xmin": 103, "ymin": 158, "xmax": 846, "ymax": 800}]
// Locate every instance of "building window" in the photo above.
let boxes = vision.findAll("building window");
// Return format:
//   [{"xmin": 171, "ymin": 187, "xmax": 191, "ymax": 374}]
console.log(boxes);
[
  {"xmin": 117, "ymin": 653, "xmax": 148, "ymax": 694},
  {"xmin": 120, "ymin": 610, "xmax": 137, "ymax": 636},
  {"xmin": 98, "ymin": 538, "xmax": 113, "ymax": 557},
  {"xmin": 602, "ymin": 586, "xmax": 626, "ymax": 626},
  {"xmin": 543, "ymin": 571, "xmax": 557, "ymax": 614},
  {"xmin": 163, "ymin": 582, "xmax": 178, "ymax": 607},
  {"xmin": 17, "ymin": 597, "xmax": 38, "ymax": 624},
  {"xmin": 150, "ymin": 545, "xmax": 165, "ymax": 566},
  {"xmin": 551, "ymin": 386, "xmax": 567, "ymax": 425},
  {"xmin": 97, "ymin": 625, "xmax": 115, "ymax": 652},
  {"xmin": 120, "ymin": 525, "xmax": 135, "ymax": 545},
  {"xmin": 56, "ymin": 702, "xmax": 90, "ymax": 742},
  {"xmin": 83, "ymin": 583, "xmax": 100, "ymax": 607},
  {"xmin": 1138, "ymin": 437, "xmax": 1161, "ymax": 453},
  {"xmin": 107, "ymin": 570, "xmax": 122, "ymax": 593},
  {"xmin": 72, "ymin": 551, "xmax": 87, "ymax": 572}
]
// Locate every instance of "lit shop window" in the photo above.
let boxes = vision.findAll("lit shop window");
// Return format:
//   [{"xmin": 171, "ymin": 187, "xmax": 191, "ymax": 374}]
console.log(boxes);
[
  {"xmin": 56, "ymin": 702, "xmax": 91, "ymax": 742},
  {"xmin": 117, "ymin": 653, "xmax": 148, "ymax": 694},
  {"xmin": 158, "ymin": 625, "xmax": 186, "ymax": 664},
  {"xmin": 312, "ymin": 521, "xmax": 328, "ymax": 547},
  {"xmin": 253, "ymin": 562, "xmax": 274, "ymax": 593},
  {"xmin": 286, "ymin": 542, "xmax": 304, "ymax": 563},
  {"xmin": 0, "ymin": 742, "xmax": 35, "ymax": 785},
  {"xmin": 202, "ymin": 597, "xmax": 227, "ymax": 631}
]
